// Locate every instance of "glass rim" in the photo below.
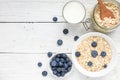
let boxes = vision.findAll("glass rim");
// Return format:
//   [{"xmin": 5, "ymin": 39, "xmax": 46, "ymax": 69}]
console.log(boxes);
[{"xmin": 62, "ymin": 1, "xmax": 86, "ymax": 24}]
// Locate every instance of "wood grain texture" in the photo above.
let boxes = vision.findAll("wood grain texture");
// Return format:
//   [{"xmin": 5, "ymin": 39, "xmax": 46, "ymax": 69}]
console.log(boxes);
[
  {"xmin": 0, "ymin": 23, "xmax": 119, "ymax": 53},
  {"xmin": 0, "ymin": 54, "xmax": 119, "ymax": 80},
  {"xmin": 0, "ymin": 0, "xmax": 119, "ymax": 80},
  {"xmin": 0, "ymin": 0, "xmax": 97, "ymax": 22}
]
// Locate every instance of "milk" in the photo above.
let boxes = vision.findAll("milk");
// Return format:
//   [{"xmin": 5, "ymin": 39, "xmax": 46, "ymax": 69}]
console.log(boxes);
[{"xmin": 63, "ymin": 1, "xmax": 86, "ymax": 24}]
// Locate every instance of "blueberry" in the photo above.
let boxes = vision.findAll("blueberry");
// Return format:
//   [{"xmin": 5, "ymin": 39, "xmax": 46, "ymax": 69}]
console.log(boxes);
[
  {"xmin": 63, "ymin": 28, "xmax": 69, "ymax": 35},
  {"xmin": 91, "ymin": 41, "xmax": 97, "ymax": 47},
  {"xmin": 61, "ymin": 72, "xmax": 65, "ymax": 76},
  {"xmin": 66, "ymin": 57, "xmax": 70, "ymax": 62},
  {"xmin": 91, "ymin": 50, "xmax": 98, "ymax": 58},
  {"xmin": 103, "ymin": 64, "xmax": 107, "ymax": 68},
  {"xmin": 57, "ymin": 68, "xmax": 62, "ymax": 72},
  {"xmin": 101, "ymin": 51, "xmax": 107, "ymax": 57},
  {"xmin": 75, "ymin": 51, "xmax": 81, "ymax": 57},
  {"xmin": 56, "ymin": 54, "xmax": 61, "ymax": 58},
  {"xmin": 67, "ymin": 61, "xmax": 72, "ymax": 67},
  {"xmin": 61, "ymin": 53, "xmax": 67, "ymax": 58},
  {"xmin": 64, "ymin": 70, "xmax": 68, "ymax": 73},
  {"xmin": 59, "ymin": 61, "xmax": 63, "ymax": 67},
  {"xmin": 42, "ymin": 71, "xmax": 48, "ymax": 77},
  {"xmin": 55, "ymin": 58, "xmax": 60, "ymax": 62},
  {"xmin": 61, "ymin": 68, "xmax": 65, "ymax": 72},
  {"xmin": 50, "ymin": 60, "xmax": 57, "ymax": 67},
  {"xmin": 53, "ymin": 70, "xmax": 57, "ymax": 75},
  {"xmin": 60, "ymin": 58, "xmax": 65, "ymax": 63},
  {"xmin": 53, "ymin": 17, "xmax": 58, "ymax": 22},
  {"xmin": 47, "ymin": 52, "xmax": 52, "ymax": 57},
  {"xmin": 74, "ymin": 36, "xmax": 79, "ymax": 41},
  {"xmin": 87, "ymin": 61, "xmax": 93, "ymax": 67},
  {"xmin": 64, "ymin": 63, "xmax": 68, "ymax": 69},
  {"xmin": 38, "ymin": 62, "xmax": 42, "ymax": 67},
  {"xmin": 52, "ymin": 58, "xmax": 55, "ymax": 60},
  {"xmin": 56, "ymin": 73, "xmax": 61, "ymax": 77},
  {"xmin": 57, "ymin": 39, "xmax": 63, "ymax": 46},
  {"xmin": 67, "ymin": 67, "xmax": 72, "ymax": 72},
  {"xmin": 52, "ymin": 67, "xmax": 56, "ymax": 71}
]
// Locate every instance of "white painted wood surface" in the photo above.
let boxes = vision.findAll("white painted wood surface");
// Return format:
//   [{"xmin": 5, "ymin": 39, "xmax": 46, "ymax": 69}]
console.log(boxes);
[{"xmin": 0, "ymin": 0, "xmax": 119, "ymax": 80}]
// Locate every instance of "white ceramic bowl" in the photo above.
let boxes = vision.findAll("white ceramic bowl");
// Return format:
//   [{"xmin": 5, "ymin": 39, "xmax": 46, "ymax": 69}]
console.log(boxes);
[{"xmin": 72, "ymin": 32, "xmax": 117, "ymax": 77}]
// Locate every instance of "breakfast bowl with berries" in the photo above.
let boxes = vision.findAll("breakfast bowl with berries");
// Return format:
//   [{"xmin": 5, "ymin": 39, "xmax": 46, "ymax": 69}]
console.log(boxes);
[
  {"xmin": 72, "ymin": 32, "xmax": 117, "ymax": 77},
  {"xmin": 49, "ymin": 53, "xmax": 73, "ymax": 79}
]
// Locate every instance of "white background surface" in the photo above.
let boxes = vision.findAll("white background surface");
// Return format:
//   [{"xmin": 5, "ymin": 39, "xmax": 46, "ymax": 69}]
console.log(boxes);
[{"xmin": 0, "ymin": 0, "xmax": 120, "ymax": 80}]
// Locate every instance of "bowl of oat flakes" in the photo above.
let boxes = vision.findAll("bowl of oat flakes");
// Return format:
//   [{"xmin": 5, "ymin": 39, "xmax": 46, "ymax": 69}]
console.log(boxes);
[
  {"xmin": 92, "ymin": 0, "xmax": 120, "ymax": 33},
  {"xmin": 72, "ymin": 32, "xmax": 117, "ymax": 77}
]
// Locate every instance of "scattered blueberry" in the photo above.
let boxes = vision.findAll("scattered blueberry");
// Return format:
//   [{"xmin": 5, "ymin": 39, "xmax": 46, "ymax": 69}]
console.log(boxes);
[
  {"xmin": 53, "ymin": 17, "xmax": 58, "ymax": 22},
  {"xmin": 50, "ymin": 53, "xmax": 72, "ymax": 77},
  {"xmin": 47, "ymin": 52, "xmax": 53, "ymax": 57},
  {"xmin": 42, "ymin": 71, "xmax": 48, "ymax": 77},
  {"xmin": 50, "ymin": 60, "xmax": 57, "ymax": 67},
  {"xmin": 74, "ymin": 36, "xmax": 79, "ymax": 41},
  {"xmin": 91, "ymin": 50, "xmax": 98, "ymax": 58},
  {"xmin": 103, "ymin": 64, "xmax": 107, "ymax": 68},
  {"xmin": 101, "ymin": 51, "xmax": 107, "ymax": 57},
  {"xmin": 63, "ymin": 28, "xmax": 69, "ymax": 35},
  {"xmin": 91, "ymin": 41, "xmax": 97, "ymax": 47},
  {"xmin": 88, "ymin": 61, "xmax": 93, "ymax": 67},
  {"xmin": 57, "ymin": 39, "xmax": 63, "ymax": 46},
  {"xmin": 75, "ymin": 51, "xmax": 81, "ymax": 57},
  {"xmin": 38, "ymin": 62, "xmax": 42, "ymax": 67}
]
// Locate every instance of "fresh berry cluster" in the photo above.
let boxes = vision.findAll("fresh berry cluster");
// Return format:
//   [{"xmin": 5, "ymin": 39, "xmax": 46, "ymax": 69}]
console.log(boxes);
[{"xmin": 50, "ymin": 53, "xmax": 72, "ymax": 77}]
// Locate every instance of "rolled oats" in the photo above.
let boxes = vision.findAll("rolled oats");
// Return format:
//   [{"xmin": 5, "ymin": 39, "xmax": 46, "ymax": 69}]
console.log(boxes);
[{"xmin": 76, "ymin": 36, "xmax": 112, "ymax": 72}]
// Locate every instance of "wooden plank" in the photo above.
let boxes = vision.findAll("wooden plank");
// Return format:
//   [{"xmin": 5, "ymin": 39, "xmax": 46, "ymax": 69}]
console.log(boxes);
[
  {"xmin": 0, "ymin": 23, "xmax": 119, "ymax": 53},
  {"xmin": 0, "ymin": 0, "xmax": 119, "ymax": 22},
  {"xmin": 0, "ymin": 54, "xmax": 119, "ymax": 80},
  {"xmin": 0, "ymin": 0, "xmax": 99, "ymax": 22},
  {"xmin": 0, "ymin": 23, "xmax": 90, "ymax": 53}
]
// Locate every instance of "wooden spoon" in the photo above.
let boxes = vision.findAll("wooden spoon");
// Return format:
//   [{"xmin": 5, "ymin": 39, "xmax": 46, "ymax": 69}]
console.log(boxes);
[{"xmin": 97, "ymin": 0, "xmax": 115, "ymax": 20}]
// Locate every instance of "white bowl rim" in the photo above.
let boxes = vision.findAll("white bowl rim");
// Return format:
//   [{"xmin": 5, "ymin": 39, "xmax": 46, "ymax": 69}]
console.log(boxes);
[{"xmin": 72, "ymin": 32, "xmax": 117, "ymax": 77}]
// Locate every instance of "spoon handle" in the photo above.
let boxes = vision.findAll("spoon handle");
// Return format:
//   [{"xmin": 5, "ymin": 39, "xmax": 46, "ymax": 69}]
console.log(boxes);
[{"xmin": 97, "ymin": 0, "xmax": 106, "ymax": 8}]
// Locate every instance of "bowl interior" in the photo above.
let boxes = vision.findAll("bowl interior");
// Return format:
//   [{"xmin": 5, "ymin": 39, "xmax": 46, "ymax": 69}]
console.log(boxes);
[{"xmin": 72, "ymin": 32, "xmax": 117, "ymax": 77}]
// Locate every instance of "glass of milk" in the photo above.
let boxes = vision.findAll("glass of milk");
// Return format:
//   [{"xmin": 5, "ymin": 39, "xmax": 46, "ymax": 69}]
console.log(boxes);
[{"xmin": 62, "ymin": 1, "xmax": 90, "ymax": 30}]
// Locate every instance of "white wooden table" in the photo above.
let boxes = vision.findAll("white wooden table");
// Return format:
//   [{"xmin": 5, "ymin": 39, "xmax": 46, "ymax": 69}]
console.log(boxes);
[{"xmin": 0, "ymin": 0, "xmax": 120, "ymax": 80}]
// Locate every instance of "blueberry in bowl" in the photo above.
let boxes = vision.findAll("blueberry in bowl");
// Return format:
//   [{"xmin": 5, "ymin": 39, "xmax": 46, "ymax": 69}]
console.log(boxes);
[
  {"xmin": 49, "ymin": 53, "xmax": 72, "ymax": 78},
  {"xmin": 72, "ymin": 32, "xmax": 117, "ymax": 77}
]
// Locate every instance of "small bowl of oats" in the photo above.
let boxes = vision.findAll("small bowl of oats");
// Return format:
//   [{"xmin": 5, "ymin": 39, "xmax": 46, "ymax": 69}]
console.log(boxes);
[
  {"xmin": 92, "ymin": 0, "xmax": 120, "ymax": 33},
  {"xmin": 72, "ymin": 32, "xmax": 117, "ymax": 77}
]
